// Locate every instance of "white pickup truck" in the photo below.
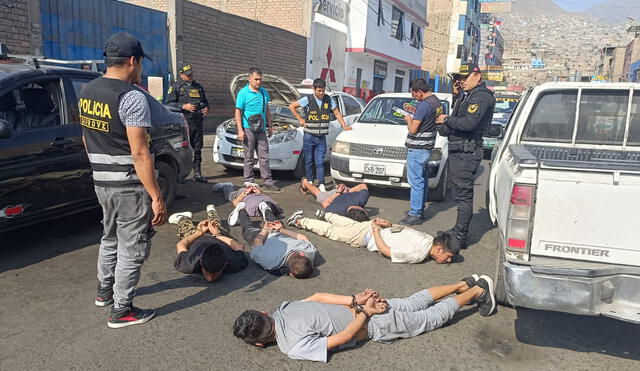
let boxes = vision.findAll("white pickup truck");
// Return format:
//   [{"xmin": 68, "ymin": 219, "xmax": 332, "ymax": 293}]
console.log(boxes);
[{"xmin": 488, "ymin": 82, "xmax": 640, "ymax": 324}]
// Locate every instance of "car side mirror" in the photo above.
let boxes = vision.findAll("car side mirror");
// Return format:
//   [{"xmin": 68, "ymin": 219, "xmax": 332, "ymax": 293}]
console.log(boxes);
[{"xmin": 0, "ymin": 119, "xmax": 13, "ymax": 139}]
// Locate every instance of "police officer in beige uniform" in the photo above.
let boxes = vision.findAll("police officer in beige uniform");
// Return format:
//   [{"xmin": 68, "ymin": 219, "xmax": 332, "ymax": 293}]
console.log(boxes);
[
  {"xmin": 80, "ymin": 32, "xmax": 167, "ymax": 328},
  {"xmin": 435, "ymin": 63, "xmax": 495, "ymax": 250},
  {"xmin": 166, "ymin": 63, "xmax": 209, "ymax": 182}
]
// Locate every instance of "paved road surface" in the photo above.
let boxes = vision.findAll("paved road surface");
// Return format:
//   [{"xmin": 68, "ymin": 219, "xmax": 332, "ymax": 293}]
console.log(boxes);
[{"xmin": 1, "ymin": 136, "xmax": 638, "ymax": 370}]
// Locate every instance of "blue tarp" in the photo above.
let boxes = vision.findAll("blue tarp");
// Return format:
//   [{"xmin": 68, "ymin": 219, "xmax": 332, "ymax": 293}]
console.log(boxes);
[
  {"xmin": 409, "ymin": 70, "xmax": 453, "ymax": 93},
  {"xmin": 40, "ymin": 0, "xmax": 170, "ymax": 90}
]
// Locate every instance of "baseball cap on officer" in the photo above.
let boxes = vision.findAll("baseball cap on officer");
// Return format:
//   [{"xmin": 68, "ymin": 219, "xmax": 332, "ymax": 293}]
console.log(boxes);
[
  {"xmin": 179, "ymin": 63, "xmax": 193, "ymax": 76},
  {"xmin": 103, "ymin": 32, "xmax": 153, "ymax": 61},
  {"xmin": 449, "ymin": 62, "xmax": 481, "ymax": 79}
]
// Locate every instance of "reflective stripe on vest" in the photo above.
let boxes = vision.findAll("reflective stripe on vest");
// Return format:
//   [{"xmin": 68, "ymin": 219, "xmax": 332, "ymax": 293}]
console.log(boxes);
[
  {"xmin": 405, "ymin": 131, "xmax": 436, "ymax": 147},
  {"xmin": 92, "ymin": 171, "xmax": 140, "ymax": 182},
  {"xmin": 87, "ymin": 153, "xmax": 134, "ymax": 165}
]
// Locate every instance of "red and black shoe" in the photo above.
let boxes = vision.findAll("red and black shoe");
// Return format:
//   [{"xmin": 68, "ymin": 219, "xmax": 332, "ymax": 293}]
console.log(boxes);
[
  {"xmin": 95, "ymin": 286, "xmax": 114, "ymax": 307},
  {"xmin": 107, "ymin": 306, "xmax": 155, "ymax": 328}
]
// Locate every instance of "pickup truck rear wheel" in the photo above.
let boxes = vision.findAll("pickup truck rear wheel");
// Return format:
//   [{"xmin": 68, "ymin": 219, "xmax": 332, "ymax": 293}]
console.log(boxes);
[
  {"xmin": 157, "ymin": 161, "xmax": 177, "ymax": 209},
  {"xmin": 494, "ymin": 244, "xmax": 513, "ymax": 307},
  {"xmin": 428, "ymin": 162, "xmax": 447, "ymax": 202}
]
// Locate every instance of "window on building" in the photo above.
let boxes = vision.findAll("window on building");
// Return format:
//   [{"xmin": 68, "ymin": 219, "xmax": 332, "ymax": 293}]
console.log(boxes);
[
  {"xmin": 456, "ymin": 45, "xmax": 464, "ymax": 59},
  {"xmin": 458, "ymin": 15, "xmax": 466, "ymax": 31},
  {"xmin": 377, "ymin": 0, "xmax": 385, "ymax": 26},
  {"xmin": 410, "ymin": 23, "xmax": 422, "ymax": 49},
  {"xmin": 394, "ymin": 77, "xmax": 404, "ymax": 93},
  {"xmin": 391, "ymin": 6, "xmax": 404, "ymax": 41}
]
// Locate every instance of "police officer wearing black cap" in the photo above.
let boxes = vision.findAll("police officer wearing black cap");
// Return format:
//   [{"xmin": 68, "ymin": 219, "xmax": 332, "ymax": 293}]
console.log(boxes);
[
  {"xmin": 166, "ymin": 63, "xmax": 209, "ymax": 182},
  {"xmin": 435, "ymin": 63, "xmax": 495, "ymax": 250},
  {"xmin": 79, "ymin": 32, "xmax": 167, "ymax": 328}
]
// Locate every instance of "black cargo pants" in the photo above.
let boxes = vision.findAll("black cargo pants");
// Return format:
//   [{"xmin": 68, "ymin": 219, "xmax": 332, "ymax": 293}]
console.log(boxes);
[
  {"xmin": 188, "ymin": 118, "xmax": 204, "ymax": 169},
  {"xmin": 448, "ymin": 147, "xmax": 483, "ymax": 236}
]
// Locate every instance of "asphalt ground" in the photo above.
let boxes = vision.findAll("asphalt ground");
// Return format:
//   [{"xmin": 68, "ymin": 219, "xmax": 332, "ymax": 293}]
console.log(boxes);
[{"xmin": 1, "ymin": 135, "xmax": 638, "ymax": 370}]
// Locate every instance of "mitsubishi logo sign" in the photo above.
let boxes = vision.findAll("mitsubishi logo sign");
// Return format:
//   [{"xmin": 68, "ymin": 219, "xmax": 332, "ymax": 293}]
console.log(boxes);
[{"xmin": 320, "ymin": 45, "xmax": 336, "ymax": 83}]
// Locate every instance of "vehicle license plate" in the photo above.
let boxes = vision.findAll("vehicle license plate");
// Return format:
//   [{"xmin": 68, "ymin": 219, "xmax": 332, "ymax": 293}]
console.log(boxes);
[
  {"xmin": 231, "ymin": 147, "xmax": 244, "ymax": 158},
  {"xmin": 364, "ymin": 163, "xmax": 385, "ymax": 176}
]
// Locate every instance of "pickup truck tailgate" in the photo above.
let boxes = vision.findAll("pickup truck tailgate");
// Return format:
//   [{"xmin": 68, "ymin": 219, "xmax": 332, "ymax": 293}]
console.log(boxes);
[{"xmin": 528, "ymin": 146, "xmax": 640, "ymax": 266}]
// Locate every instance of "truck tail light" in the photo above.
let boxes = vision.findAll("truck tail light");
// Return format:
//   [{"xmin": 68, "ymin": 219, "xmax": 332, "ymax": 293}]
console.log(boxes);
[{"xmin": 505, "ymin": 184, "xmax": 534, "ymax": 253}]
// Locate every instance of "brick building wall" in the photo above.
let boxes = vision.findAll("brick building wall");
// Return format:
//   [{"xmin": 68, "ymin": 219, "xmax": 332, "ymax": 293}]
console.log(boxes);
[
  {"xmin": 422, "ymin": 0, "xmax": 452, "ymax": 75},
  {"xmin": 126, "ymin": 0, "xmax": 168, "ymax": 12},
  {"xmin": 126, "ymin": 0, "xmax": 311, "ymax": 36},
  {"xmin": 178, "ymin": 0, "xmax": 307, "ymax": 121},
  {"xmin": 0, "ymin": 0, "xmax": 41, "ymax": 55}
]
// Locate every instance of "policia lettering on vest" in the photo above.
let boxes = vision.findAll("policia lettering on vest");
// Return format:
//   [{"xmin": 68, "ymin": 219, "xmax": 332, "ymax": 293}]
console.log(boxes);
[
  {"xmin": 79, "ymin": 32, "xmax": 167, "ymax": 329},
  {"xmin": 435, "ymin": 63, "xmax": 495, "ymax": 250},
  {"xmin": 288, "ymin": 78, "xmax": 351, "ymax": 186},
  {"xmin": 166, "ymin": 63, "xmax": 209, "ymax": 182}
]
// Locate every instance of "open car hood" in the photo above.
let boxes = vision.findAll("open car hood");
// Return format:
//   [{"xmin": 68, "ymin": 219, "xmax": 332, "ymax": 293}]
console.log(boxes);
[{"xmin": 229, "ymin": 73, "xmax": 300, "ymax": 106}]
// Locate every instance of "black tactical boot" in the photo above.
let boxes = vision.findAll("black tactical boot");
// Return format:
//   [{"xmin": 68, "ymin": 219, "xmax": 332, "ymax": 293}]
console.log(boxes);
[{"xmin": 193, "ymin": 167, "xmax": 207, "ymax": 183}]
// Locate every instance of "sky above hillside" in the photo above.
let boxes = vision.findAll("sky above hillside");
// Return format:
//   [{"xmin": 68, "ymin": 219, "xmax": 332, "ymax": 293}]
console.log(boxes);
[{"xmin": 553, "ymin": 0, "xmax": 604, "ymax": 12}]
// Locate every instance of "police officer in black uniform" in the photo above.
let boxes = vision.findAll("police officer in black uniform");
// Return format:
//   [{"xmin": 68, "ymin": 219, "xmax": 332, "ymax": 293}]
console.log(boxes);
[
  {"xmin": 166, "ymin": 63, "xmax": 209, "ymax": 182},
  {"xmin": 435, "ymin": 63, "xmax": 495, "ymax": 250}
]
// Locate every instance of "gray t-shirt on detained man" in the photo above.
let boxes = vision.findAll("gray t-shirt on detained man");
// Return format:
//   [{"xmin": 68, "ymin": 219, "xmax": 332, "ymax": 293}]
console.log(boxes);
[
  {"xmin": 272, "ymin": 301, "xmax": 356, "ymax": 362},
  {"xmin": 249, "ymin": 232, "xmax": 318, "ymax": 271}
]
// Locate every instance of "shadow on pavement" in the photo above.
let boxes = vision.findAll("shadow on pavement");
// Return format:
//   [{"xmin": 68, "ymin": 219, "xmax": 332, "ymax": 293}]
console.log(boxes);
[
  {"xmin": 445, "ymin": 306, "xmax": 478, "ymax": 326},
  {"xmin": 138, "ymin": 265, "xmax": 279, "ymax": 317},
  {"xmin": 514, "ymin": 307, "xmax": 640, "ymax": 361},
  {"xmin": 0, "ymin": 208, "xmax": 102, "ymax": 273},
  {"xmin": 465, "ymin": 207, "xmax": 496, "ymax": 247}
]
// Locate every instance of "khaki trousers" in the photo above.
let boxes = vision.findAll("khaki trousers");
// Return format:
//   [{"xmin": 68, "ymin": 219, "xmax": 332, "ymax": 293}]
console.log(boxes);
[{"xmin": 299, "ymin": 212, "xmax": 371, "ymax": 247}]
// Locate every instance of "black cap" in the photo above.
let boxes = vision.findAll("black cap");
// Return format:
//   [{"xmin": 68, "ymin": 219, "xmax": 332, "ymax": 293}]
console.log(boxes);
[
  {"xmin": 449, "ymin": 62, "xmax": 481, "ymax": 78},
  {"xmin": 179, "ymin": 63, "xmax": 193, "ymax": 76},
  {"xmin": 103, "ymin": 32, "xmax": 152, "ymax": 61}
]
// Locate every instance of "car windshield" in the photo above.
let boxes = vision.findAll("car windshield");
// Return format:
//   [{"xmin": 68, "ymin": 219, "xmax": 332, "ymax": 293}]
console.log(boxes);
[
  {"xmin": 494, "ymin": 97, "xmax": 518, "ymax": 113},
  {"xmin": 358, "ymin": 97, "xmax": 420, "ymax": 125}
]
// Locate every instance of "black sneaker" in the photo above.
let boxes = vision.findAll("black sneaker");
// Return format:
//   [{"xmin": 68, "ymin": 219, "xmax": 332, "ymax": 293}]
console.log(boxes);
[
  {"xmin": 315, "ymin": 209, "xmax": 326, "ymax": 220},
  {"xmin": 95, "ymin": 286, "xmax": 113, "ymax": 307},
  {"xmin": 461, "ymin": 274, "xmax": 480, "ymax": 290},
  {"xmin": 475, "ymin": 275, "xmax": 496, "ymax": 316},
  {"xmin": 108, "ymin": 306, "xmax": 155, "ymax": 328},
  {"xmin": 263, "ymin": 184, "xmax": 282, "ymax": 193},
  {"xmin": 193, "ymin": 168, "xmax": 208, "ymax": 183},
  {"xmin": 461, "ymin": 274, "xmax": 480, "ymax": 305},
  {"xmin": 287, "ymin": 210, "xmax": 304, "ymax": 227},
  {"xmin": 398, "ymin": 214, "xmax": 423, "ymax": 226}
]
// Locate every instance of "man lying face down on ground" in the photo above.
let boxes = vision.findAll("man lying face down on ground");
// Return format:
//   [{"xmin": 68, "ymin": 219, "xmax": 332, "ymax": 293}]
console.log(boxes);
[
  {"xmin": 286, "ymin": 210, "xmax": 458, "ymax": 264},
  {"xmin": 300, "ymin": 179, "xmax": 370, "ymax": 222},
  {"xmin": 232, "ymin": 275, "xmax": 497, "ymax": 362}
]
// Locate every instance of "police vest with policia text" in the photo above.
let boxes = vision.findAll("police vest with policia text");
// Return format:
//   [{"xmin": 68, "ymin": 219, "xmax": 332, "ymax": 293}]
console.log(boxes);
[
  {"xmin": 78, "ymin": 76, "xmax": 150, "ymax": 188},
  {"xmin": 304, "ymin": 94, "xmax": 332, "ymax": 136}
]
